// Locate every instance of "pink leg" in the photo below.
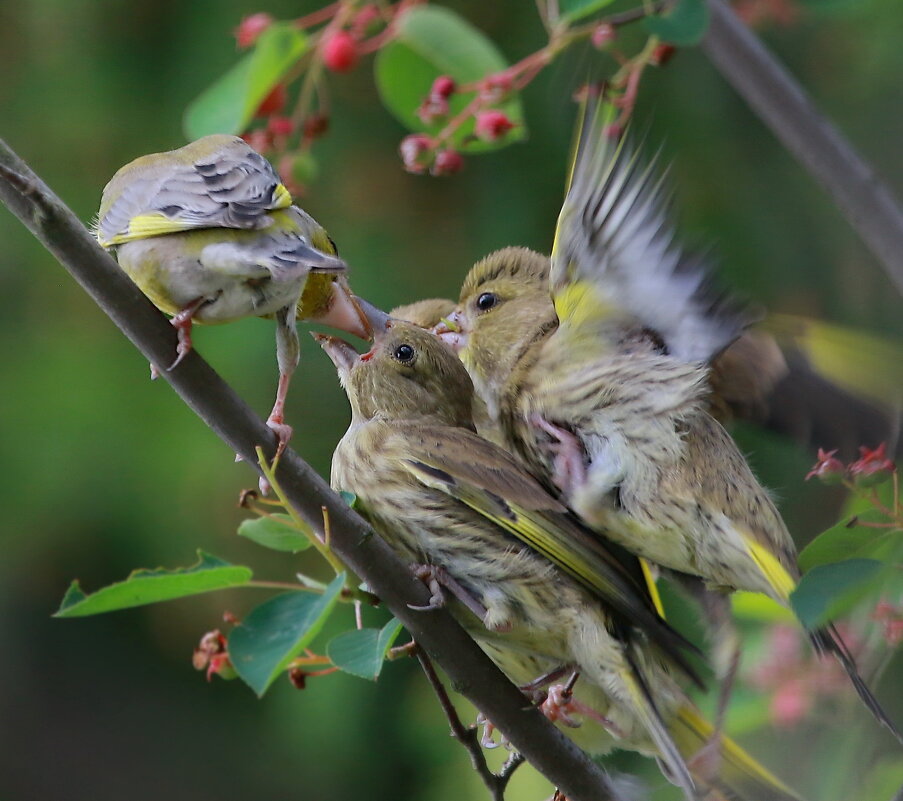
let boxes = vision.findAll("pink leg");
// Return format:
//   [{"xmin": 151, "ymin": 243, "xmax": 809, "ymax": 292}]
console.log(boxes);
[
  {"xmin": 529, "ymin": 415, "xmax": 587, "ymax": 495},
  {"xmin": 166, "ymin": 297, "xmax": 207, "ymax": 372},
  {"xmin": 537, "ymin": 674, "xmax": 623, "ymax": 737},
  {"xmin": 266, "ymin": 371, "xmax": 295, "ymax": 460}
]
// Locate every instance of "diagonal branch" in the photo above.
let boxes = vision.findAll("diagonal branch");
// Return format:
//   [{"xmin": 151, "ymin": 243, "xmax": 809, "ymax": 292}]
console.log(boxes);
[
  {"xmin": 701, "ymin": 0, "xmax": 903, "ymax": 296},
  {"xmin": 0, "ymin": 139, "xmax": 624, "ymax": 801}
]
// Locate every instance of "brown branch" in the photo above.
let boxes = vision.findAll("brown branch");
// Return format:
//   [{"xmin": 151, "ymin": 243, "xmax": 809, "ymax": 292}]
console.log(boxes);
[
  {"xmin": 415, "ymin": 646, "xmax": 525, "ymax": 801},
  {"xmin": 701, "ymin": 0, "xmax": 903, "ymax": 296},
  {"xmin": 0, "ymin": 138, "xmax": 624, "ymax": 801}
]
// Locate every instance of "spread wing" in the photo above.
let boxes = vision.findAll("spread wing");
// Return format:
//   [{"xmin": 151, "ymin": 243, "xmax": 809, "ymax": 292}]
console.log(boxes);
[
  {"xmin": 397, "ymin": 425, "xmax": 703, "ymax": 682},
  {"xmin": 96, "ymin": 135, "xmax": 292, "ymax": 247},
  {"xmin": 550, "ymin": 100, "xmax": 749, "ymax": 364}
]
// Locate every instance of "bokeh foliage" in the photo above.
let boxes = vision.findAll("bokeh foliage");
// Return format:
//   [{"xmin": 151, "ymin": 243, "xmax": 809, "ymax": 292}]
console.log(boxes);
[{"xmin": 1, "ymin": 1, "xmax": 902, "ymax": 800}]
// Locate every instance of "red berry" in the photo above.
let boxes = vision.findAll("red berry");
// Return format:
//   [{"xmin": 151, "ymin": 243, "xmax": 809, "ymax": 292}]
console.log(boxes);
[
  {"xmin": 479, "ymin": 73, "xmax": 514, "ymax": 104},
  {"xmin": 805, "ymin": 447, "xmax": 845, "ymax": 484},
  {"xmin": 255, "ymin": 83, "xmax": 287, "ymax": 117},
  {"xmin": 591, "ymin": 23, "xmax": 616, "ymax": 50},
  {"xmin": 431, "ymin": 75, "xmax": 456, "ymax": 99},
  {"xmin": 431, "ymin": 149, "xmax": 464, "ymax": 176},
  {"xmin": 268, "ymin": 116, "xmax": 294, "ymax": 137},
  {"xmin": 235, "ymin": 13, "xmax": 274, "ymax": 49},
  {"xmin": 399, "ymin": 134, "xmax": 434, "ymax": 174},
  {"xmin": 303, "ymin": 113, "xmax": 330, "ymax": 140},
  {"xmin": 848, "ymin": 442, "xmax": 895, "ymax": 488},
  {"xmin": 474, "ymin": 110, "xmax": 514, "ymax": 141},
  {"xmin": 322, "ymin": 31, "xmax": 359, "ymax": 73},
  {"xmin": 650, "ymin": 43, "xmax": 677, "ymax": 66}
]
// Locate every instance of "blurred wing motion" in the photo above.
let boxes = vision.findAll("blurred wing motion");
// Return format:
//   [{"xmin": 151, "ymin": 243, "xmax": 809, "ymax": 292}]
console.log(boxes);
[
  {"xmin": 96, "ymin": 135, "xmax": 292, "ymax": 247},
  {"xmin": 399, "ymin": 425, "xmax": 703, "ymax": 684},
  {"xmin": 551, "ymin": 100, "xmax": 749, "ymax": 363}
]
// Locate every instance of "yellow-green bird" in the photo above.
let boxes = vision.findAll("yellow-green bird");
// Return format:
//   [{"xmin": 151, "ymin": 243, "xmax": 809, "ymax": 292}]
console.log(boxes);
[
  {"xmin": 319, "ymin": 319, "xmax": 803, "ymax": 801},
  {"xmin": 96, "ymin": 134, "xmax": 372, "ymax": 448},
  {"xmin": 439, "ymin": 101, "xmax": 900, "ymax": 744}
]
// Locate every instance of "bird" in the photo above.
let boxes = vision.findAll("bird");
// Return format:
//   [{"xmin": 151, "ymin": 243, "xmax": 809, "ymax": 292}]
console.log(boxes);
[
  {"xmin": 318, "ymin": 318, "xmax": 803, "ymax": 801},
  {"xmin": 437, "ymin": 99, "xmax": 901, "ymax": 749},
  {"xmin": 95, "ymin": 133, "xmax": 374, "ymax": 452}
]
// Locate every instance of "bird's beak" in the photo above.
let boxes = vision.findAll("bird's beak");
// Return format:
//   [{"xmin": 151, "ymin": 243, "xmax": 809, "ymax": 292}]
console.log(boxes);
[
  {"xmin": 313, "ymin": 333, "xmax": 360, "ymax": 378},
  {"xmin": 315, "ymin": 283, "xmax": 390, "ymax": 342},
  {"xmin": 433, "ymin": 309, "xmax": 467, "ymax": 352}
]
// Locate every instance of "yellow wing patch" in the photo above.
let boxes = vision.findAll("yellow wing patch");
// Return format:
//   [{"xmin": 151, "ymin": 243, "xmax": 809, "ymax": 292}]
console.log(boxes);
[
  {"xmin": 553, "ymin": 279, "xmax": 616, "ymax": 330},
  {"xmin": 640, "ymin": 559, "xmax": 665, "ymax": 618},
  {"xmin": 741, "ymin": 533, "xmax": 797, "ymax": 602}
]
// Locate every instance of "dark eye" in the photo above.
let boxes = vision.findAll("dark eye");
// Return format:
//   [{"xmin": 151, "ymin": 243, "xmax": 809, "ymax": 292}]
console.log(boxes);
[
  {"xmin": 476, "ymin": 292, "xmax": 498, "ymax": 312},
  {"xmin": 394, "ymin": 343, "xmax": 415, "ymax": 363}
]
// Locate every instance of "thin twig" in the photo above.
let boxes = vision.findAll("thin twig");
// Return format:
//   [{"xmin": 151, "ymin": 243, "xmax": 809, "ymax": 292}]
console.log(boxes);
[{"xmin": 415, "ymin": 646, "xmax": 525, "ymax": 801}]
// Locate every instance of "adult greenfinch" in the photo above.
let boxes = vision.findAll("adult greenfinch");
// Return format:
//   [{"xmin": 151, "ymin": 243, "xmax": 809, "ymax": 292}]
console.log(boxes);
[
  {"xmin": 96, "ymin": 134, "xmax": 371, "ymax": 448},
  {"xmin": 319, "ymin": 320, "xmax": 802, "ymax": 801},
  {"xmin": 439, "ymin": 101, "xmax": 900, "ymax": 744}
]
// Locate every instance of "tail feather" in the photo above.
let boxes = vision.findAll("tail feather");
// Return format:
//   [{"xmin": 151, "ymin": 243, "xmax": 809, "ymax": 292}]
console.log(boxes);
[
  {"xmin": 669, "ymin": 704, "xmax": 804, "ymax": 801},
  {"xmin": 621, "ymin": 648, "xmax": 698, "ymax": 801},
  {"xmin": 810, "ymin": 625, "xmax": 903, "ymax": 745}
]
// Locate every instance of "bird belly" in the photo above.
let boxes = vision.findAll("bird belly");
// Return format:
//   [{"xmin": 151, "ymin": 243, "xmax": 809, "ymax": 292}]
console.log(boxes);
[{"xmin": 115, "ymin": 239, "xmax": 304, "ymax": 323}]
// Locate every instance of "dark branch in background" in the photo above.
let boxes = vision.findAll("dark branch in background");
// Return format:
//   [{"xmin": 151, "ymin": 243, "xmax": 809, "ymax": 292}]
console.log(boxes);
[
  {"xmin": 0, "ymin": 140, "xmax": 623, "ymax": 801},
  {"xmin": 415, "ymin": 646, "xmax": 525, "ymax": 801},
  {"xmin": 702, "ymin": 0, "xmax": 903, "ymax": 297}
]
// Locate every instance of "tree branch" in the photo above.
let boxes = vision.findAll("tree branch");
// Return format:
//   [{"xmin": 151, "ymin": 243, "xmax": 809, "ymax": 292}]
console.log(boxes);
[
  {"xmin": 0, "ymin": 139, "xmax": 624, "ymax": 801},
  {"xmin": 701, "ymin": 0, "xmax": 903, "ymax": 296}
]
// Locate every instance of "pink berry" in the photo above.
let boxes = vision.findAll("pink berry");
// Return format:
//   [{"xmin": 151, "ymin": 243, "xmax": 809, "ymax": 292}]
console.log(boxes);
[
  {"xmin": 417, "ymin": 95, "xmax": 449, "ymax": 125},
  {"xmin": 235, "ymin": 13, "xmax": 274, "ymax": 49},
  {"xmin": 474, "ymin": 110, "xmax": 514, "ymax": 141},
  {"xmin": 268, "ymin": 116, "xmax": 294, "ymax": 137},
  {"xmin": 322, "ymin": 31, "xmax": 359, "ymax": 73},
  {"xmin": 432, "ymin": 149, "xmax": 464, "ymax": 176},
  {"xmin": 805, "ymin": 447, "xmax": 846, "ymax": 484},
  {"xmin": 591, "ymin": 23, "xmax": 616, "ymax": 50},
  {"xmin": 399, "ymin": 134, "xmax": 434, "ymax": 174},
  {"xmin": 431, "ymin": 75, "xmax": 456, "ymax": 99}
]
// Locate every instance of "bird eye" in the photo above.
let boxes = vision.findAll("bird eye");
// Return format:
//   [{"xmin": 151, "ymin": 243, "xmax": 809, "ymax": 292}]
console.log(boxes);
[
  {"xmin": 394, "ymin": 343, "xmax": 415, "ymax": 363},
  {"xmin": 476, "ymin": 292, "xmax": 498, "ymax": 312}
]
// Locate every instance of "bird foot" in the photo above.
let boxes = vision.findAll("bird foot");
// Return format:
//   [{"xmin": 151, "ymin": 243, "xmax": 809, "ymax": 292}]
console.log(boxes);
[
  {"xmin": 408, "ymin": 564, "xmax": 495, "ymax": 627},
  {"xmin": 476, "ymin": 712, "xmax": 511, "ymax": 750},
  {"xmin": 529, "ymin": 415, "xmax": 587, "ymax": 496},
  {"xmin": 166, "ymin": 298, "xmax": 206, "ymax": 372},
  {"xmin": 536, "ymin": 678, "xmax": 622, "ymax": 737}
]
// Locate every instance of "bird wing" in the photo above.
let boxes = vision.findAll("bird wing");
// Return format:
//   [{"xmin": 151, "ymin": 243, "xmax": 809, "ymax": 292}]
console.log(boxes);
[
  {"xmin": 397, "ymin": 425, "xmax": 703, "ymax": 680},
  {"xmin": 550, "ymin": 100, "xmax": 749, "ymax": 363},
  {"xmin": 197, "ymin": 209, "xmax": 346, "ymax": 282},
  {"xmin": 96, "ymin": 135, "xmax": 292, "ymax": 247}
]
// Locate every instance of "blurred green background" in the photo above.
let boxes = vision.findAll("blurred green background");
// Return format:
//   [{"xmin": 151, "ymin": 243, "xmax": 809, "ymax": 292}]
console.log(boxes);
[{"xmin": 2, "ymin": 1, "xmax": 902, "ymax": 799}]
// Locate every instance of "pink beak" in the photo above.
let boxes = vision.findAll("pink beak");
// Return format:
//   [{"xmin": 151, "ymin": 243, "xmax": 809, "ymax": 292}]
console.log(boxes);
[{"xmin": 432, "ymin": 309, "xmax": 467, "ymax": 353}]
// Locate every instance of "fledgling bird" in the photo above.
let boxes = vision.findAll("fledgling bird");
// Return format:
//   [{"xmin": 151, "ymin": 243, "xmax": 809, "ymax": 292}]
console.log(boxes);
[
  {"xmin": 441, "ymin": 101, "xmax": 901, "ymax": 746},
  {"xmin": 96, "ymin": 134, "xmax": 372, "ymax": 450},
  {"xmin": 319, "ymin": 320, "xmax": 802, "ymax": 801}
]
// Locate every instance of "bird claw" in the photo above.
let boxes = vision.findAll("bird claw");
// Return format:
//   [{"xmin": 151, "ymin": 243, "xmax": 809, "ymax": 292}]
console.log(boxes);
[
  {"xmin": 529, "ymin": 415, "xmax": 587, "ymax": 495},
  {"xmin": 408, "ymin": 564, "xmax": 490, "ymax": 624},
  {"xmin": 265, "ymin": 415, "xmax": 294, "ymax": 461}
]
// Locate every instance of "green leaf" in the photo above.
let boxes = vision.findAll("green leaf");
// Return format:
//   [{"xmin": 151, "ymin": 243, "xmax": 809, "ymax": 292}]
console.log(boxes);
[
  {"xmin": 790, "ymin": 558, "xmax": 885, "ymax": 628},
  {"xmin": 644, "ymin": 0, "xmax": 710, "ymax": 46},
  {"xmin": 228, "ymin": 573, "xmax": 344, "ymax": 696},
  {"xmin": 730, "ymin": 591, "xmax": 796, "ymax": 623},
  {"xmin": 374, "ymin": 6, "xmax": 526, "ymax": 153},
  {"xmin": 184, "ymin": 23, "xmax": 308, "ymax": 139},
  {"xmin": 559, "ymin": 0, "xmax": 618, "ymax": 22},
  {"xmin": 799, "ymin": 483, "xmax": 901, "ymax": 571},
  {"xmin": 238, "ymin": 513, "xmax": 313, "ymax": 553},
  {"xmin": 326, "ymin": 617, "xmax": 404, "ymax": 680},
  {"xmin": 55, "ymin": 551, "xmax": 252, "ymax": 617}
]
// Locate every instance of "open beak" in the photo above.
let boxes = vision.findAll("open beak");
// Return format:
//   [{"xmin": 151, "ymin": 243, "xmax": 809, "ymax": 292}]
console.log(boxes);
[
  {"xmin": 432, "ymin": 309, "xmax": 467, "ymax": 353},
  {"xmin": 312, "ymin": 332, "xmax": 361, "ymax": 378}
]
